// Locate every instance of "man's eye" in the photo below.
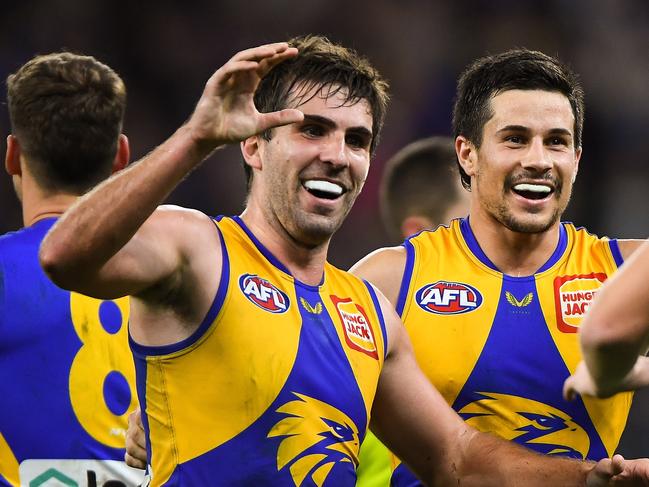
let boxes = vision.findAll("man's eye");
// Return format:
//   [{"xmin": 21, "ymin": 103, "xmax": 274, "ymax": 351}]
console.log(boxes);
[
  {"xmin": 346, "ymin": 135, "xmax": 365, "ymax": 148},
  {"xmin": 302, "ymin": 125, "xmax": 323, "ymax": 137},
  {"xmin": 506, "ymin": 135, "xmax": 523, "ymax": 144},
  {"xmin": 549, "ymin": 137, "xmax": 568, "ymax": 146}
]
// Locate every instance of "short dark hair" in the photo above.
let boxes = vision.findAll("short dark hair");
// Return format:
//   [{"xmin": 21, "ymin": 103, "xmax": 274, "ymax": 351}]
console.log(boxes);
[
  {"xmin": 452, "ymin": 48, "xmax": 584, "ymax": 189},
  {"xmin": 380, "ymin": 136, "xmax": 463, "ymax": 241},
  {"xmin": 247, "ymin": 35, "xmax": 390, "ymax": 188},
  {"xmin": 7, "ymin": 52, "xmax": 126, "ymax": 194}
]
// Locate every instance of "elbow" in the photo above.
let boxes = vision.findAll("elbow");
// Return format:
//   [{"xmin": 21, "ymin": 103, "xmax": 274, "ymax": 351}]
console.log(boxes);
[{"xmin": 39, "ymin": 238, "xmax": 80, "ymax": 290}]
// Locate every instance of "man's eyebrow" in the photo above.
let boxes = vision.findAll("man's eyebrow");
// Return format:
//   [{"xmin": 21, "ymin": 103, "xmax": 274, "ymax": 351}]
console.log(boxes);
[
  {"xmin": 302, "ymin": 114, "xmax": 373, "ymax": 138},
  {"xmin": 496, "ymin": 125, "xmax": 572, "ymax": 137},
  {"xmin": 495, "ymin": 125, "xmax": 531, "ymax": 134},
  {"xmin": 547, "ymin": 128, "xmax": 573, "ymax": 137},
  {"xmin": 302, "ymin": 114, "xmax": 336, "ymax": 127}
]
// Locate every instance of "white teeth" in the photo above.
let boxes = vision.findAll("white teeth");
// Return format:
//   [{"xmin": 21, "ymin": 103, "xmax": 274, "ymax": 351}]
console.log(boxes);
[
  {"xmin": 304, "ymin": 180, "xmax": 343, "ymax": 196},
  {"xmin": 513, "ymin": 183, "xmax": 551, "ymax": 193}
]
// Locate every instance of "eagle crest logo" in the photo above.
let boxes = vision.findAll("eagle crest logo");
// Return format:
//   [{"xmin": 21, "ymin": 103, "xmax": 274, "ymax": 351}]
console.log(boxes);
[
  {"xmin": 458, "ymin": 392, "xmax": 590, "ymax": 458},
  {"xmin": 505, "ymin": 291, "xmax": 533, "ymax": 308},
  {"xmin": 268, "ymin": 392, "xmax": 360, "ymax": 486}
]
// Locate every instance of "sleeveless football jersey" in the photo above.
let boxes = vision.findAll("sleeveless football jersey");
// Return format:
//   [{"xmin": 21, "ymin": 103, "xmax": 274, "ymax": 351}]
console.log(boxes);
[
  {"xmin": 0, "ymin": 218, "xmax": 142, "ymax": 486},
  {"xmin": 390, "ymin": 217, "xmax": 632, "ymax": 486},
  {"xmin": 131, "ymin": 216, "xmax": 388, "ymax": 486}
]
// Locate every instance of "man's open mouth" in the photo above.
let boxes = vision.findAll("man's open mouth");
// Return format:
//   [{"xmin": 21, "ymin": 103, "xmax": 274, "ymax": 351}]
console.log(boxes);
[
  {"xmin": 303, "ymin": 180, "xmax": 345, "ymax": 200},
  {"xmin": 512, "ymin": 183, "xmax": 553, "ymax": 200}
]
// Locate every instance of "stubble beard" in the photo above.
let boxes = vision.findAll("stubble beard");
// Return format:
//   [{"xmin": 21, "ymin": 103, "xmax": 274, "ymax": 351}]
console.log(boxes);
[
  {"xmin": 274, "ymin": 188, "xmax": 355, "ymax": 249},
  {"xmin": 494, "ymin": 185, "xmax": 571, "ymax": 234}
]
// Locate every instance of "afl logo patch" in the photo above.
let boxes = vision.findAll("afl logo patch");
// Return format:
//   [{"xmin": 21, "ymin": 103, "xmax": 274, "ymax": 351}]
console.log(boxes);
[
  {"xmin": 239, "ymin": 274, "xmax": 290, "ymax": 313},
  {"xmin": 415, "ymin": 281, "xmax": 482, "ymax": 315}
]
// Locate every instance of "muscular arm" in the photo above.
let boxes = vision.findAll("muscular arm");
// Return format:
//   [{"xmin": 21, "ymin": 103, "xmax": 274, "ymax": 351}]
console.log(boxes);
[
  {"xmin": 40, "ymin": 43, "xmax": 303, "ymax": 300},
  {"xmin": 565, "ymin": 239, "xmax": 649, "ymax": 398},
  {"xmin": 371, "ymin": 291, "xmax": 644, "ymax": 486}
]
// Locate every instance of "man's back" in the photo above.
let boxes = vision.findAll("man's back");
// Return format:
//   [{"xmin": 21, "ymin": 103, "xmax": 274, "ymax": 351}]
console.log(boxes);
[{"xmin": 0, "ymin": 219, "xmax": 141, "ymax": 486}]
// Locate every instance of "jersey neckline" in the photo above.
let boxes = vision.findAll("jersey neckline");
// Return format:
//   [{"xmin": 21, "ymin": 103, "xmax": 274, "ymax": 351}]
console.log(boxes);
[
  {"xmin": 231, "ymin": 215, "xmax": 325, "ymax": 290},
  {"xmin": 458, "ymin": 217, "xmax": 568, "ymax": 278}
]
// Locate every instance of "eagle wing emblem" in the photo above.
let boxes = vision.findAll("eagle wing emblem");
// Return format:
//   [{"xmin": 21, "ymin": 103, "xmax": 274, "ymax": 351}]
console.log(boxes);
[
  {"xmin": 300, "ymin": 297, "xmax": 323, "ymax": 315},
  {"xmin": 505, "ymin": 291, "xmax": 533, "ymax": 307}
]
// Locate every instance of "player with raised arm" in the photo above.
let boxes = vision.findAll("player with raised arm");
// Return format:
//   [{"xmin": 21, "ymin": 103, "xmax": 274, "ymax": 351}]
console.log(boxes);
[{"xmin": 43, "ymin": 38, "xmax": 649, "ymax": 486}]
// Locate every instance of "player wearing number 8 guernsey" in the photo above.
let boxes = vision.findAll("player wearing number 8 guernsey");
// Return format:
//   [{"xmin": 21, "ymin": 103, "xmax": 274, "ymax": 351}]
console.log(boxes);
[{"xmin": 0, "ymin": 53, "xmax": 142, "ymax": 486}]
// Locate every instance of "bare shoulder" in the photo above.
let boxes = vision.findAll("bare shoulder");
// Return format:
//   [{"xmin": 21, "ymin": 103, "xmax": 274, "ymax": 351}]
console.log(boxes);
[
  {"xmin": 149, "ymin": 204, "xmax": 216, "ymax": 230},
  {"xmin": 616, "ymin": 239, "xmax": 647, "ymax": 261},
  {"xmin": 144, "ymin": 205, "xmax": 219, "ymax": 249},
  {"xmin": 131, "ymin": 206, "xmax": 224, "ymax": 344},
  {"xmin": 350, "ymin": 245, "xmax": 406, "ymax": 306}
]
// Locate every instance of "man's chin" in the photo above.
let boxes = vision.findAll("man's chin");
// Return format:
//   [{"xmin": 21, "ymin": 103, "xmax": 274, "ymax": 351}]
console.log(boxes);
[
  {"xmin": 293, "ymin": 215, "xmax": 343, "ymax": 247},
  {"xmin": 500, "ymin": 213, "xmax": 560, "ymax": 234}
]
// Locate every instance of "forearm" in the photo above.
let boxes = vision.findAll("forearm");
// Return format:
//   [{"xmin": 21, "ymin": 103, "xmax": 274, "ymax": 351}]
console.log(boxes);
[
  {"xmin": 585, "ymin": 348, "xmax": 649, "ymax": 396},
  {"xmin": 40, "ymin": 124, "xmax": 217, "ymax": 286},
  {"xmin": 580, "ymin": 311, "xmax": 649, "ymax": 395},
  {"xmin": 449, "ymin": 430, "xmax": 593, "ymax": 487}
]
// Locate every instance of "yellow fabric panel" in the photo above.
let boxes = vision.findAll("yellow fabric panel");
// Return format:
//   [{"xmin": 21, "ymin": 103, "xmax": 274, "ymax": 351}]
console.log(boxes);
[
  {"xmin": 402, "ymin": 221, "xmax": 502, "ymax": 406},
  {"xmin": 145, "ymin": 218, "xmax": 302, "ymax": 483},
  {"xmin": 0, "ymin": 433, "xmax": 18, "ymax": 487},
  {"xmin": 536, "ymin": 225, "xmax": 632, "ymax": 455}
]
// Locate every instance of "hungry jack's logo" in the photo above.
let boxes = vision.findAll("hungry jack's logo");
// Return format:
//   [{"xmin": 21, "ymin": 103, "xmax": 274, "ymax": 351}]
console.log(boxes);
[
  {"xmin": 554, "ymin": 273, "xmax": 606, "ymax": 333},
  {"xmin": 331, "ymin": 295, "xmax": 378, "ymax": 359},
  {"xmin": 239, "ymin": 274, "xmax": 290, "ymax": 313}
]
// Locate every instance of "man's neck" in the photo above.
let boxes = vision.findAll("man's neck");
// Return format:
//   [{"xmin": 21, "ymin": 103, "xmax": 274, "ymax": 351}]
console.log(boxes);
[
  {"xmin": 239, "ymin": 209, "xmax": 329, "ymax": 287},
  {"xmin": 22, "ymin": 193, "xmax": 78, "ymax": 227},
  {"xmin": 468, "ymin": 211, "xmax": 562, "ymax": 277}
]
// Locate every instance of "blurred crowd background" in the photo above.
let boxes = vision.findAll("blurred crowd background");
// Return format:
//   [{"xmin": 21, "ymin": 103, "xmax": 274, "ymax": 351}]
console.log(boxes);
[{"xmin": 1, "ymin": 0, "xmax": 648, "ymax": 455}]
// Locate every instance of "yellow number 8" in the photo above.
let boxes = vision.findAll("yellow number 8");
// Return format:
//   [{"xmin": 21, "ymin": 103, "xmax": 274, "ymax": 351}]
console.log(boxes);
[{"xmin": 69, "ymin": 293, "xmax": 137, "ymax": 447}]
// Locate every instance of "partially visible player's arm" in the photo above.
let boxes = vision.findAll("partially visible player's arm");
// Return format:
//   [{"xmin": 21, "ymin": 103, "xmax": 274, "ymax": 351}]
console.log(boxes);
[
  {"xmin": 40, "ymin": 42, "xmax": 303, "ymax": 299},
  {"xmin": 350, "ymin": 246, "xmax": 406, "ymax": 306},
  {"xmin": 370, "ymin": 290, "xmax": 649, "ymax": 486},
  {"xmin": 565, "ymin": 239, "xmax": 649, "ymax": 398}
]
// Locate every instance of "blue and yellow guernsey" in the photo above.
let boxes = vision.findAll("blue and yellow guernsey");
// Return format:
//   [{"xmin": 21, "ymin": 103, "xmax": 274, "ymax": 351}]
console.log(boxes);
[
  {"xmin": 131, "ymin": 216, "xmax": 388, "ymax": 486},
  {"xmin": 0, "ymin": 218, "xmax": 141, "ymax": 487},
  {"xmin": 391, "ymin": 217, "xmax": 633, "ymax": 486}
]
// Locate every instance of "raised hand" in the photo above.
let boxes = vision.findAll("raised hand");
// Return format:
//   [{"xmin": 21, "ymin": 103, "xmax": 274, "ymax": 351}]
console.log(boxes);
[{"xmin": 188, "ymin": 42, "xmax": 304, "ymax": 147}]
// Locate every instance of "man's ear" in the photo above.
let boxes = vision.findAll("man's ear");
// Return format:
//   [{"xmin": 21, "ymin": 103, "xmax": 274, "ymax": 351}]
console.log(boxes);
[
  {"xmin": 241, "ymin": 136, "xmax": 262, "ymax": 171},
  {"xmin": 456, "ymin": 135, "xmax": 477, "ymax": 179},
  {"xmin": 5, "ymin": 135, "xmax": 22, "ymax": 176},
  {"xmin": 112, "ymin": 134, "xmax": 130, "ymax": 173},
  {"xmin": 400, "ymin": 215, "xmax": 434, "ymax": 239},
  {"xmin": 572, "ymin": 146, "xmax": 582, "ymax": 183}
]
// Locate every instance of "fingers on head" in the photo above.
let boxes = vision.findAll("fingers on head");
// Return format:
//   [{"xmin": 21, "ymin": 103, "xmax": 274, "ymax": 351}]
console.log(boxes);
[{"xmin": 232, "ymin": 43, "xmax": 292, "ymax": 63}]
